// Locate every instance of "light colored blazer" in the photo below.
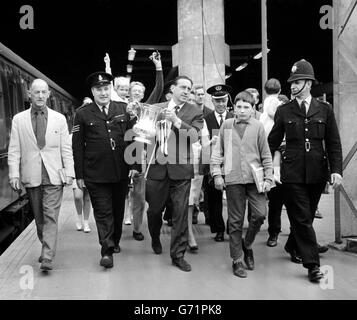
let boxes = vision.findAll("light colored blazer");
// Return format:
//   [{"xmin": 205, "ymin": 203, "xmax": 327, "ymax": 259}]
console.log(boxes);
[{"xmin": 8, "ymin": 107, "xmax": 75, "ymax": 187}]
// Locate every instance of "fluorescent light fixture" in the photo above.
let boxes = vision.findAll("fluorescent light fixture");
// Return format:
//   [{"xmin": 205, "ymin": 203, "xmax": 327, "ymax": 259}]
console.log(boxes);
[
  {"xmin": 253, "ymin": 48, "xmax": 270, "ymax": 60},
  {"xmin": 235, "ymin": 62, "xmax": 248, "ymax": 72},
  {"xmin": 128, "ymin": 48, "xmax": 136, "ymax": 61}
]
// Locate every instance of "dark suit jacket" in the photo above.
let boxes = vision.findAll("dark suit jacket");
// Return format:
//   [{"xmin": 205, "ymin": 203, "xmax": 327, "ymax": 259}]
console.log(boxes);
[
  {"xmin": 146, "ymin": 101, "xmax": 204, "ymax": 180},
  {"xmin": 268, "ymin": 97, "xmax": 342, "ymax": 184},
  {"xmin": 72, "ymin": 101, "xmax": 134, "ymax": 183},
  {"xmin": 201, "ymin": 111, "xmax": 234, "ymax": 175}
]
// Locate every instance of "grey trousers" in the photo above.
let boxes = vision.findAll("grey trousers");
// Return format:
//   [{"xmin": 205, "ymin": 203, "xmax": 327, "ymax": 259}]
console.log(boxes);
[
  {"xmin": 26, "ymin": 185, "xmax": 64, "ymax": 261},
  {"xmin": 226, "ymin": 183, "xmax": 266, "ymax": 261},
  {"xmin": 131, "ymin": 173, "xmax": 146, "ymax": 233}
]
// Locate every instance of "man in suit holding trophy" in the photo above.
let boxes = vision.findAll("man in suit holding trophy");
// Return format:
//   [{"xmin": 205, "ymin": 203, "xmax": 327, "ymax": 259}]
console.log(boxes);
[{"xmin": 145, "ymin": 75, "xmax": 203, "ymax": 272}]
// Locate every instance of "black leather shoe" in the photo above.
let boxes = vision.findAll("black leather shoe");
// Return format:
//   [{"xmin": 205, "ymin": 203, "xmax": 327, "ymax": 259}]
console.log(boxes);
[
  {"xmin": 172, "ymin": 257, "xmax": 191, "ymax": 272},
  {"xmin": 308, "ymin": 266, "xmax": 324, "ymax": 282},
  {"xmin": 317, "ymin": 244, "xmax": 329, "ymax": 254},
  {"xmin": 242, "ymin": 241, "xmax": 254, "ymax": 270},
  {"xmin": 188, "ymin": 244, "xmax": 198, "ymax": 252},
  {"xmin": 152, "ymin": 239, "xmax": 162, "ymax": 254},
  {"xmin": 267, "ymin": 235, "xmax": 278, "ymax": 247},
  {"xmin": 214, "ymin": 232, "xmax": 224, "ymax": 242},
  {"xmin": 232, "ymin": 261, "xmax": 247, "ymax": 278},
  {"xmin": 133, "ymin": 231, "xmax": 144, "ymax": 241},
  {"xmin": 113, "ymin": 245, "xmax": 121, "ymax": 253},
  {"xmin": 40, "ymin": 259, "xmax": 53, "ymax": 271},
  {"xmin": 100, "ymin": 255, "xmax": 113, "ymax": 268},
  {"xmin": 284, "ymin": 244, "xmax": 302, "ymax": 264}
]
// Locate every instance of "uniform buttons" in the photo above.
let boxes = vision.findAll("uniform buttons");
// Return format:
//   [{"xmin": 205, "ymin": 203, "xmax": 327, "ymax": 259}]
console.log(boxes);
[
  {"xmin": 305, "ymin": 128, "xmax": 308, "ymax": 132},
  {"xmin": 107, "ymin": 121, "xmax": 109, "ymax": 124},
  {"xmin": 108, "ymin": 129, "xmax": 111, "ymax": 133},
  {"xmin": 305, "ymin": 138, "xmax": 309, "ymax": 142}
]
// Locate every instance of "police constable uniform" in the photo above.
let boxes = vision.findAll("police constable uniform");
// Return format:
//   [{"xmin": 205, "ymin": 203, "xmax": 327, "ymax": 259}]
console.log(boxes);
[
  {"xmin": 72, "ymin": 72, "xmax": 136, "ymax": 268},
  {"xmin": 268, "ymin": 59, "xmax": 343, "ymax": 282},
  {"xmin": 202, "ymin": 84, "xmax": 234, "ymax": 241}
]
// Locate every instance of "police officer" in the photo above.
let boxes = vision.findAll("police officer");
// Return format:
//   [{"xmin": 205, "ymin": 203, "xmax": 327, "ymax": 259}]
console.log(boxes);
[
  {"xmin": 268, "ymin": 59, "xmax": 343, "ymax": 282},
  {"xmin": 72, "ymin": 72, "xmax": 136, "ymax": 268}
]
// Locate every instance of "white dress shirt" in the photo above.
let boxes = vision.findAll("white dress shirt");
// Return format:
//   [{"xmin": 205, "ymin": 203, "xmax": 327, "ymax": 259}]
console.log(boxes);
[{"xmin": 296, "ymin": 95, "xmax": 312, "ymax": 114}]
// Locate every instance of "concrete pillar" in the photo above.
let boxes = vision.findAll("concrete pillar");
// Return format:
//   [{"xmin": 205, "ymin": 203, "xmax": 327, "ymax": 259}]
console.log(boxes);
[
  {"xmin": 333, "ymin": 0, "xmax": 357, "ymax": 239},
  {"xmin": 172, "ymin": 0, "xmax": 230, "ymax": 108}
]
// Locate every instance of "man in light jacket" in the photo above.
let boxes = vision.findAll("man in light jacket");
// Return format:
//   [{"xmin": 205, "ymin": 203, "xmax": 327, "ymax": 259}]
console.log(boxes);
[{"xmin": 8, "ymin": 79, "xmax": 74, "ymax": 271}]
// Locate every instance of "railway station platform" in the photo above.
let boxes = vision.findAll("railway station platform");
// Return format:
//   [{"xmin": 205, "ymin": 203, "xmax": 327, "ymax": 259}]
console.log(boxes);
[{"xmin": 0, "ymin": 186, "xmax": 356, "ymax": 300}]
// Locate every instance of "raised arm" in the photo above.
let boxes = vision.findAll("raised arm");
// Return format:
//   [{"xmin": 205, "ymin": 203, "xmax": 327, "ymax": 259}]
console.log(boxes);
[{"xmin": 145, "ymin": 51, "xmax": 164, "ymax": 104}]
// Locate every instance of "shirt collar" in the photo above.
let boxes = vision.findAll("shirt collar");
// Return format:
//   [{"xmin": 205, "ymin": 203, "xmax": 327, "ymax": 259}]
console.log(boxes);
[
  {"xmin": 168, "ymin": 99, "xmax": 184, "ymax": 111},
  {"xmin": 215, "ymin": 111, "xmax": 227, "ymax": 120},
  {"xmin": 296, "ymin": 95, "xmax": 312, "ymax": 107},
  {"xmin": 235, "ymin": 116, "xmax": 251, "ymax": 124},
  {"xmin": 96, "ymin": 102, "xmax": 110, "ymax": 111},
  {"xmin": 31, "ymin": 105, "xmax": 48, "ymax": 117}
]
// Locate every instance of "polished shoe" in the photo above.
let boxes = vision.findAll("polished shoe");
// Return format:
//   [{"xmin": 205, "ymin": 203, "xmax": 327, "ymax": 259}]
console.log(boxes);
[
  {"xmin": 308, "ymin": 266, "xmax": 324, "ymax": 282},
  {"xmin": 214, "ymin": 232, "xmax": 224, "ymax": 242},
  {"xmin": 172, "ymin": 257, "xmax": 191, "ymax": 272},
  {"xmin": 133, "ymin": 231, "xmax": 144, "ymax": 241},
  {"xmin": 267, "ymin": 235, "xmax": 278, "ymax": 247},
  {"xmin": 314, "ymin": 209, "xmax": 323, "ymax": 219},
  {"xmin": 100, "ymin": 255, "xmax": 113, "ymax": 268},
  {"xmin": 152, "ymin": 239, "xmax": 162, "ymax": 254},
  {"xmin": 40, "ymin": 259, "xmax": 53, "ymax": 271},
  {"xmin": 113, "ymin": 245, "xmax": 121, "ymax": 253},
  {"xmin": 317, "ymin": 244, "xmax": 329, "ymax": 254},
  {"xmin": 232, "ymin": 261, "xmax": 247, "ymax": 278},
  {"xmin": 284, "ymin": 244, "xmax": 302, "ymax": 264},
  {"xmin": 188, "ymin": 244, "xmax": 198, "ymax": 252},
  {"xmin": 242, "ymin": 242, "xmax": 254, "ymax": 270}
]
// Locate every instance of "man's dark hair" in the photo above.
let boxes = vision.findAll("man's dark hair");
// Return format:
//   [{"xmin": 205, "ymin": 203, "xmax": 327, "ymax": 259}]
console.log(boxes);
[
  {"xmin": 264, "ymin": 78, "xmax": 281, "ymax": 95},
  {"xmin": 173, "ymin": 75, "xmax": 193, "ymax": 87}
]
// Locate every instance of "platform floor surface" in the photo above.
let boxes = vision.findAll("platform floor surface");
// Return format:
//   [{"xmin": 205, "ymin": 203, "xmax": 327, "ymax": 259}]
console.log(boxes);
[{"xmin": 0, "ymin": 187, "xmax": 356, "ymax": 300}]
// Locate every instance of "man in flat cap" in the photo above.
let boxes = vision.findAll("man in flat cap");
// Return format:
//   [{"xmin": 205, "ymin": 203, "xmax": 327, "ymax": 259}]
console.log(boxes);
[
  {"xmin": 72, "ymin": 71, "xmax": 137, "ymax": 268},
  {"xmin": 202, "ymin": 84, "xmax": 234, "ymax": 243},
  {"xmin": 268, "ymin": 59, "xmax": 343, "ymax": 282}
]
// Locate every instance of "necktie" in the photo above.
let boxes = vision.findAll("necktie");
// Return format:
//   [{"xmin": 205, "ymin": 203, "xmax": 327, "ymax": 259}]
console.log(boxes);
[
  {"xmin": 35, "ymin": 111, "xmax": 46, "ymax": 149},
  {"xmin": 174, "ymin": 105, "xmax": 180, "ymax": 115},
  {"xmin": 101, "ymin": 106, "xmax": 107, "ymax": 118},
  {"xmin": 300, "ymin": 100, "xmax": 306, "ymax": 115},
  {"xmin": 219, "ymin": 114, "xmax": 223, "ymax": 127}
]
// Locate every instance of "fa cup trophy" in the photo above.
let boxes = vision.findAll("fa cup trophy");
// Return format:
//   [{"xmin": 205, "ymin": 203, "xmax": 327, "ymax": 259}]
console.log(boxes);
[{"xmin": 129, "ymin": 102, "xmax": 162, "ymax": 144}]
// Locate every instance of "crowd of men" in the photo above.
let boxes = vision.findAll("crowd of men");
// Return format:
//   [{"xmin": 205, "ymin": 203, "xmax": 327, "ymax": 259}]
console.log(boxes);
[{"xmin": 7, "ymin": 52, "xmax": 343, "ymax": 283}]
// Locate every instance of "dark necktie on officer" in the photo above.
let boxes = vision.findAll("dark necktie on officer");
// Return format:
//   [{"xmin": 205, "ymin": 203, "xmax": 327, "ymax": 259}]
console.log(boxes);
[
  {"xmin": 35, "ymin": 111, "xmax": 46, "ymax": 149},
  {"xmin": 101, "ymin": 105, "xmax": 107, "ymax": 118},
  {"xmin": 174, "ymin": 105, "xmax": 180, "ymax": 115},
  {"xmin": 300, "ymin": 100, "xmax": 307, "ymax": 115},
  {"xmin": 219, "ymin": 114, "xmax": 223, "ymax": 127}
]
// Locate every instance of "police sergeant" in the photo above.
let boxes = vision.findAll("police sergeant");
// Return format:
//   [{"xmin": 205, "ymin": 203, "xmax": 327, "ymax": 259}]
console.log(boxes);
[{"xmin": 72, "ymin": 72, "xmax": 138, "ymax": 268}]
